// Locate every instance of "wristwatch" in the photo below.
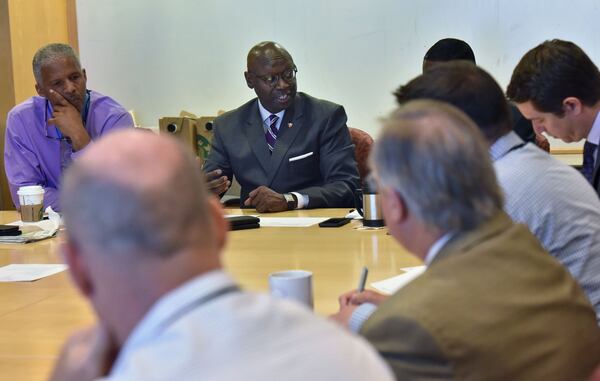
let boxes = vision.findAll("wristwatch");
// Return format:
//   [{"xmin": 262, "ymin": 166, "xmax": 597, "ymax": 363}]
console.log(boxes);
[{"xmin": 283, "ymin": 193, "xmax": 298, "ymax": 210}]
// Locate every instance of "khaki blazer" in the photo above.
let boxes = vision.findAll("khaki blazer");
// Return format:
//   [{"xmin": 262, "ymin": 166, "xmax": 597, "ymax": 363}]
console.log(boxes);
[{"xmin": 361, "ymin": 212, "xmax": 600, "ymax": 381}]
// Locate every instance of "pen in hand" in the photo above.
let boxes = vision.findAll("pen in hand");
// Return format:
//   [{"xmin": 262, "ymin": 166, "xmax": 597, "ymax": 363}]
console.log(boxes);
[{"xmin": 357, "ymin": 266, "xmax": 369, "ymax": 293}]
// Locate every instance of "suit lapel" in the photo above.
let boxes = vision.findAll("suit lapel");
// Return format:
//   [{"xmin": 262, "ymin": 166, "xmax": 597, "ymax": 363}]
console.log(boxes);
[
  {"xmin": 243, "ymin": 101, "xmax": 271, "ymax": 175},
  {"xmin": 267, "ymin": 95, "xmax": 305, "ymax": 186}
]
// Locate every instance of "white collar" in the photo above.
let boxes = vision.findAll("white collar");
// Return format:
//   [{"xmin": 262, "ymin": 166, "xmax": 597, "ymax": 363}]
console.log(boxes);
[
  {"xmin": 424, "ymin": 233, "xmax": 454, "ymax": 265},
  {"xmin": 111, "ymin": 269, "xmax": 235, "ymax": 373},
  {"xmin": 258, "ymin": 100, "xmax": 285, "ymax": 126},
  {"xmin": 587, "ymin": 110, "xmax": 600, "ymax": 146}
]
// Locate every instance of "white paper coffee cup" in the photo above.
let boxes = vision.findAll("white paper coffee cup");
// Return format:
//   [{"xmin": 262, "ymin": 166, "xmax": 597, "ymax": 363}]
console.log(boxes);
[
  {"xmin": 269, "ymin": 270, "xmax": 313, "ymax": 309},
  {"xmin": 17, "ymin": 185, "xmax": 45, "ymax": 222}
]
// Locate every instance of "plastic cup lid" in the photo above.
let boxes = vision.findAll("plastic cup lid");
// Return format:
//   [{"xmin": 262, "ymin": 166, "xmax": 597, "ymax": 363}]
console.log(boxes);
[{"xmin": 17, "ymin": 185, "xmax": 45, "ymax": 195}]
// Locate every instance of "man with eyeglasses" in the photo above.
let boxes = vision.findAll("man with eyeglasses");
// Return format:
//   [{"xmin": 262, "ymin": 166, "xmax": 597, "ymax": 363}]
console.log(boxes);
[
  {"xmin": 4, "ymin": 43, "xmax": 133, "ymax": 211},
  {"xmin": 203, "ymin": 41, "xmax": 359, "ymax": 212}
]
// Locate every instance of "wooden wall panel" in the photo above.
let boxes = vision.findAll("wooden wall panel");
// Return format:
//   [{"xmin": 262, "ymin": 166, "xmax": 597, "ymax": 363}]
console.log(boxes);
[
  {"xmin": 8, "ymin": 0, "xmax": 69, "ymax": 104},
  {"xmin": 0, "ymin": 0, "xmax": 16, "ymax": 210}
]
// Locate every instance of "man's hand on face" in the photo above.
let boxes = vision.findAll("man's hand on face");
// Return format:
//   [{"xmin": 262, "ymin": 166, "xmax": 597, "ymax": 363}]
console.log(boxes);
[
  {"xmin": 49, "ymin": 324, "xmax": 118, "ymax": 381},
  {"xmin": 244, "ymin": 186, "xmax": 288, "ymax": 212},
  {"xmin": 47, "ymin": 89, "xmax": 91, "ymax": 151},
  {"xmin": 205, "ymin": 169, "xmax": 230, "ymax": 195}
]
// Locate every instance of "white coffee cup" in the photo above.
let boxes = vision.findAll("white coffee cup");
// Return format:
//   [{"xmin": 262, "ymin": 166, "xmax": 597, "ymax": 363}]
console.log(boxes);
[
  {"xmin": 17, "ymin": 185, "xmax": 45, "ymax": 222},
  {"xmin": 269, "ymin": 270, "xmax": 314, "ymax": 309}
]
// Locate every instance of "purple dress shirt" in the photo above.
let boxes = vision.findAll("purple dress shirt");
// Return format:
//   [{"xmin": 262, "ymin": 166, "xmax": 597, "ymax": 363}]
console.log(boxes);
[{"xmin": 4, "ymin": 90, "xmax": 134, "ymax": 211}]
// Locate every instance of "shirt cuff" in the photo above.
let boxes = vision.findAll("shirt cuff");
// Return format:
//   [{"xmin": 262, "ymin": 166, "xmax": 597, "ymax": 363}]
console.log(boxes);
[
  {"xmin": 349, "ymin": 302, "xmax": 378, "ymax": 333},
  {"xmin": 291, "ymin": 192, "xmax": 308, "ymax": 209}
]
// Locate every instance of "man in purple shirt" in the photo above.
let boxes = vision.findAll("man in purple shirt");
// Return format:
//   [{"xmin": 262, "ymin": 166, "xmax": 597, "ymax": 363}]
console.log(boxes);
[{"xmin": 4, "ymin": 43, "xmax": 133, "ymax": 211}]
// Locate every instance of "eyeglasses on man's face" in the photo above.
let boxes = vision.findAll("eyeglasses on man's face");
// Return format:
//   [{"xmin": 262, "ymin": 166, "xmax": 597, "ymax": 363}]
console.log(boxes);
[{"xmin": 253, "ymin": 67, "xmax": 298, "ymax": 88}]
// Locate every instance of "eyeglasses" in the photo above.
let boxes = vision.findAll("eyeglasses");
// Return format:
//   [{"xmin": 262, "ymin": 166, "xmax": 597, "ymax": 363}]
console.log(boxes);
[{"xmin": 252, "ymin": 67, "xmax": 298, "ymax": 88}]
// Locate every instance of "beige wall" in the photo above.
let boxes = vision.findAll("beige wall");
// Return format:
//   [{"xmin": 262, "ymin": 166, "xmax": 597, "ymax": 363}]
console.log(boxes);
[{"xmin": 0, "ymin": 0, "xmax": 77, "ymax": 209}]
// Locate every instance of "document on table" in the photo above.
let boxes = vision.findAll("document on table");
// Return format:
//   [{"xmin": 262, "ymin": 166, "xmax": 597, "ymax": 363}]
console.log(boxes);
[
  {"xmin": 0, "ymin": 264, "xmax": 68, "ymax": 282},
  {"xmin": 345, "ymin": 209, "xmax": 363, "ymax": 219},
  {"xmin": 257, "ymin": 217, "xmax": 329, "ymax": 227},
  {"xmin": 371, "ymin": 265, "xmax": 426, "ymax": 294}
]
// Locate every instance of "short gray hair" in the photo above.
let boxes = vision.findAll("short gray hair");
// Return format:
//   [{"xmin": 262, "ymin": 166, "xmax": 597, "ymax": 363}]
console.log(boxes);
[
  {"xmin": 61, "ymin": 137, "xmax": 212, "ymax": 258},
  {"xmin": 32, "ymin": 43, "xmax": 81, "ymax": 84},
  {"xmin": 372, "ymin": 100, "xmax": 503, "ymax": 232}
]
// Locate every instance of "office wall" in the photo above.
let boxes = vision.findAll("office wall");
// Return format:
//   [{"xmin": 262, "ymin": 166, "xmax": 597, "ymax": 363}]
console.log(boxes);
[{"xmin": 77, "ymin": 0, "xmax": 600, "ymax": 148}]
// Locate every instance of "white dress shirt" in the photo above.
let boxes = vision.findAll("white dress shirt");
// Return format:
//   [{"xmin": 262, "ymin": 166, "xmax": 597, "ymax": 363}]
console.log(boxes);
[
  {"xmin": 101, "ymin": 270, "xmax": 393, "ymax": 381},
  {"xmin": 258, "ymin": 101, "xmax": 309, "ymax": 208}
]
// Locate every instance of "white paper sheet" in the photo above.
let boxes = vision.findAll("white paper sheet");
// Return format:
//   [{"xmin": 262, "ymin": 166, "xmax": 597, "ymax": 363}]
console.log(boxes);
[
  {"xmin": 257, "ymin": 217, "xmax": 329, "ymax": 227},
  {"xmin": 0, "ymin": 264, "xmax": 68, "ymax": 282},
  {"xmin": 345, "ymin": 209, "xmax": 363, "ymax": 220},
  {"xmin": 371, "ymin": 265, "xmax": 427, "ymax": 294}
]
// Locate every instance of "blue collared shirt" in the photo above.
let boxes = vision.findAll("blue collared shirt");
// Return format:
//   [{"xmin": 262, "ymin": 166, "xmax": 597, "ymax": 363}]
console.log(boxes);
[{"xmin": 492, "ymin": 131, "xmax": 600, "ymax": 322}]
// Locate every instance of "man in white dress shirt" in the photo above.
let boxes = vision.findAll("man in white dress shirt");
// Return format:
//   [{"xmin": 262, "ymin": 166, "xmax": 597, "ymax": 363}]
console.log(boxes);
[{"xmin": 49, "ymin": 130, "xmax": 393, "ymax": 381}]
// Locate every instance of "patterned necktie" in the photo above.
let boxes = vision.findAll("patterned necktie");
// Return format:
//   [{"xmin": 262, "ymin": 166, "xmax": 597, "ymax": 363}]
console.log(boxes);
[
  {"xmin": 265, "ymin": 114, "xmax": 279, "ymax": 152},
  {"xmin": 582, "ymin": 140, "xmax": 598, "ymax": 183}
]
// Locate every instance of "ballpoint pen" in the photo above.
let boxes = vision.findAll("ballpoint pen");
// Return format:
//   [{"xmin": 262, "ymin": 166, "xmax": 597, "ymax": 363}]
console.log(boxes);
[{"xmin": 357, "ymin": 266, "xmax": 369, "ymax": 293}]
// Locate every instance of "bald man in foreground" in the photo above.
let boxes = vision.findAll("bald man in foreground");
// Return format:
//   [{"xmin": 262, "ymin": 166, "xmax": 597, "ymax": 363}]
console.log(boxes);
[
  {"xmin": 204, "ymin": 41, "xmax": 359, "ymax": 212},
  {"xmin": 50, "ymin": 130, "xmax": 392, "ymax": 381}
]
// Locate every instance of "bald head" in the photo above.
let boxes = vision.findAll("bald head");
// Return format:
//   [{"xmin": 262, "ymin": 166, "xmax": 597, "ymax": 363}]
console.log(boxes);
[
  {"xmin": 244, "ymin": 41, "xmax": 297, "ymax": 113},
  {"xmin": 246, "ymin": 41, "xmax": 293, "ymax": 70},
  {"xmin": 61, "ymin": 130, "xmax": 214, "ymax": 258},
  {"xmin": 76, "ymin": 129, "xmax": 186, "ymax": 188}
]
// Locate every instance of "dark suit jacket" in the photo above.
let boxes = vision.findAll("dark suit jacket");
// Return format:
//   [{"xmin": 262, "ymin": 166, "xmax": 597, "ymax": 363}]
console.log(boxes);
[
  {"xmin": 361, "ymin": 212, "xmax": 600, "ymax": 381},
  {"xmin": 204, "ymin": 93, "xmax": 359, "ymax": 208}
]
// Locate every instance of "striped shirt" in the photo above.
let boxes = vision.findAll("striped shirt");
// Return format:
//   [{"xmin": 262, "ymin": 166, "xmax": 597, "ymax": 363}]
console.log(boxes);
[{"xmin": 492, "ymin": 131, "xmax": 600, "ymax": 322}]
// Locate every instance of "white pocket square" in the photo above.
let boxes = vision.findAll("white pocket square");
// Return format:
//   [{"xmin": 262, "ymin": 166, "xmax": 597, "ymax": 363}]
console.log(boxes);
[{"xmin": 289, "ymin": 152, "xmax": 314, "ymax": 162}]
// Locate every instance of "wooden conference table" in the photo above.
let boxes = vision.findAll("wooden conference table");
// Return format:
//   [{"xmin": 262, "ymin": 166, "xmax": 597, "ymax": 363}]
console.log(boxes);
[{"xmin": 0, "ymin": 208, "xmax": 417, "ymax": 380}]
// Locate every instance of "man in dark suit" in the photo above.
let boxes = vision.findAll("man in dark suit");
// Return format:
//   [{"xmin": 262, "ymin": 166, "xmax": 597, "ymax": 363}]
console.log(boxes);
[
  {"xmin": 331, "ymin": 100, "xmax": 600, "ymax": 380},
  {"xmin": 508, "ymin": 39, "xmax": 600, "ymax": 195},
  {"xmin": 204, "ymin": 41, "xmax": 359, "ymax": 212}
]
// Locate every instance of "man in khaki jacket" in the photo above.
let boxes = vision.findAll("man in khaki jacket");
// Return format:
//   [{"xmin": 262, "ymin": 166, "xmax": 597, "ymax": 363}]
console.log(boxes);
[{"xmin": 332, "ymin": 100, "xmax": 600, "ymax": 380}]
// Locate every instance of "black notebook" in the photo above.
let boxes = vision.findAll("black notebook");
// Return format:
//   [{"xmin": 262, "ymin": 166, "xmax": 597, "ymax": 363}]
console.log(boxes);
[{"xmin": 225, "ymin": 216, "xmax": 260, "ymax": 231}]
